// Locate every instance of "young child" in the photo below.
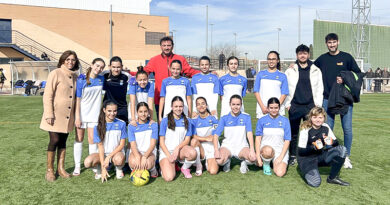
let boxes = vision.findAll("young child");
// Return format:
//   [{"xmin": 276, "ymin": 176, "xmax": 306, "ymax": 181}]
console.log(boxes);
[
  {"xmin": 127, "ymin": 67, "xmax": 154, "ymax": 126},
  {"xmin": 127, "ymin": 102, "xmax": 158, "ymax": 177},
  {"xmin": 219, "ymin": 56, "xmax": 247, "ymax": 117},
  {"xmin": 84, "ymin": 101, "xmax": 127, "ymax": 182},
  {"xmin": 159, "ymin": 96, "xmax": 197, "ymax": 181},
  {"xmin": 159, "ymin": 60, "xmax": 192, "ymax": 122},
  {"xmin": 297, "ymin": 107, "xmax": 350, "ymax": 187},
  {"xmin": 255, "ymin": 97, "xmax": 291, "ymax": 177},
  {"xmin": 254, "ymin": 51, "xmax": 289, "ymax": 119},
  {"xmin": 73, "ymin": 58, "xmax": 105, "ymax": 176},
  {"xmin": 191, "ymin": 56, "xmax": 219, "ymax": 118},
  {"xmin": 214, "ymin": 95, "xmax": 256, "ymax": 174},
  {"xmin": 190, "ymin": 97, "xmax": 219, "ymax": 175}
]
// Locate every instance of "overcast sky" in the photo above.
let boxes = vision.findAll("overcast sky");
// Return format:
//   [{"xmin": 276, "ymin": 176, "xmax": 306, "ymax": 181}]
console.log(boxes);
[{"xmin": 150, "ymin": 0, "xmax": 390, "ymax": 60}]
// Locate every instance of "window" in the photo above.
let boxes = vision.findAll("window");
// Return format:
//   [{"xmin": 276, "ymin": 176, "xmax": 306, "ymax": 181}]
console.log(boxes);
[{"xmin": 145, "ymin": 32, "xmax": 166, "ymax": 45}]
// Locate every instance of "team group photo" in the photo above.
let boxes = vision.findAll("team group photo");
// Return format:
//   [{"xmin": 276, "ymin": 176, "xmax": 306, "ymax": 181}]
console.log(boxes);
[{"xmin": 0, "ymin": 0, "xmax": 389, "ymax": 204}]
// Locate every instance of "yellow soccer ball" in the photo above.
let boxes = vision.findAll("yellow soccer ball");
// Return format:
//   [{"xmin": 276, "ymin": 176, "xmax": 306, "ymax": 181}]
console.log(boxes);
[{"xmin": 130, "ymin": 170, "xmax": 150, "ymax": 186}]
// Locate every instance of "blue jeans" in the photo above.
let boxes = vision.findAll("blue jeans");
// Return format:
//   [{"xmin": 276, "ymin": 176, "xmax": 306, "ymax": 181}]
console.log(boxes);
[
  {"xmin": 322, "ymin": 99, "xmax": 353, "ymax": 156},
  {"xmin": 367, "ymin": 79, "xmax": 372, "ymax": 92}
]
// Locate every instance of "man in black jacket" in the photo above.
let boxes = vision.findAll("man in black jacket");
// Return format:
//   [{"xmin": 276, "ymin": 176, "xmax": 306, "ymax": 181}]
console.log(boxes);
[{"xmin": 314, "ymin": 33, "xmax": 361, "ymax": 169}]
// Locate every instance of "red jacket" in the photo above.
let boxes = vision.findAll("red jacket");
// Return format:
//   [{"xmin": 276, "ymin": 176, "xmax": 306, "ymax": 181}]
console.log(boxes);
[{"xmin": 144, "ymin": 53, "xmax": 200, "ymax": 105}]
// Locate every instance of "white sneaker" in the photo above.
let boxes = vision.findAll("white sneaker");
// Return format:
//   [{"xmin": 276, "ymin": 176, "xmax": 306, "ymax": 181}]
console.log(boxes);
[
  {"xmin": 223, "ymin": 160, "xmax": 231, "ymax": 172},
  {"xmin": 240, "ymin": 160, "xmax": 248, "ymax": 174},
  {"xmin": 95, "ymin": 166, "xmax": 102, "ymax": 180},
  {"xmin": 116, "ymin": 167, "xmax": 124, "ymax": 179},
  {"xmin": 344, "ymin": 157, "xmax": 353, "ymax": 169}
]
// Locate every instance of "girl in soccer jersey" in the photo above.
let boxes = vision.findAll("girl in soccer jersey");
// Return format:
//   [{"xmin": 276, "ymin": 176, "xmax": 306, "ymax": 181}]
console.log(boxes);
[
  {"xmin": 219, "ymin": 56, "xmax": 247, "ymax": 117},
  {"xmin": 159, "ymin": 96, "xmax": 197, "ymax": 181},
  {"xmin": 72, "ymin": 58, "xmax": 105, "ymax": 176},
  {"xmin": 159, "ymin": 60, "xmax": 192, "ymax": 123},
  {"xmin": 84, "ymin": 101, "xmax": 127, "ymax": 182},
  {"xmin": 214, "ymin": 95, "xmax": 256, "ymax": 174},
  {"xmin": 254, "ymin": 51, "xmax": 289, "ymax": 119},
  {"xmin": 255, "ymin": 97, "xmax": 291, "ymax": 177},
  {"xmin": 103, "ymin": 56, "xmax": 129, "ymax": 124},
  {"xmin": 191, "ymin": 56, "xmax": 219, "ymax": 118},
  {"xmin": 128, "ymin": 102, "xmax": 158, "ymax": 178},
  {"xmin": 297, "ymin": 107, "xmax": 350, "ymax": 187},
  {"xmin": 128, "ymin": 68, "xmax": 155, "ymax": 126},
  {"xmin": 190, "ymin": 97, "xmax": 219, "ymax": 175}
]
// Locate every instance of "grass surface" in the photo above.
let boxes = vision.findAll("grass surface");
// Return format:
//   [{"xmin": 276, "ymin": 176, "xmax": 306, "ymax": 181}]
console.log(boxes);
[{"xmin": 0, "ymin": 94, "xmax": 389, "ymax": 204}]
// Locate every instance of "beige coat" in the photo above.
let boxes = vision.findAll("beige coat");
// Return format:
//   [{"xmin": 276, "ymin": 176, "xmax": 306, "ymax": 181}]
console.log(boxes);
[{"xmin": 40, "ymin": 65, "xmax": 78, "ymax": 133}]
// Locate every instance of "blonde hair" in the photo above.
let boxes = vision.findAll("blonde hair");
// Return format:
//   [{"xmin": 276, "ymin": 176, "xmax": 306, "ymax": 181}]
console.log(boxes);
[{"xmin": 300, "ymin": 107, "xmax": 327, "ymax": 130}]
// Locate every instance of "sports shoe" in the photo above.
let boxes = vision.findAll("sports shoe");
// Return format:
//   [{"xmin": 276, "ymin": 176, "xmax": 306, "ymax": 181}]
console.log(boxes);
[
  {"xmin": 288, "ymin": 156, "xmax": 297, "ymax": 166},
  {"xmin": 343, "ymin": 157, "xmax": 353, "ymax": 169},
  {"xmin": 263, "ymin": 164, "xmax": 272, "ymax": 176},
  {"xmin": 195, "ymin": 163, "xmax": 203, "ymax": 176},
  {"xmin": 327, "ymin": 176, "xmax": 350, "ymax": 186},
  {"xmin": 240, "ymin": 161, "xmax": 249, "ymax": 174},
  {"xmin": 181, "ymin": 167, "xmax": 192, "ymax": 179},
  {"xmin": 72, "ymin": 166, "xmax": 81, "ymax": 176},
  {"xmin": 222, "ymin": 160, "xmax": 231, "ymax": 172},
  {"xmin": 150, "ymin": 167, "xmax": 158, "ymax": 178},
  {"xmin": 116, "ymin": 167, "xmax": 124, "ymax": 179},
  {"xmin": 175, "ymin": 163, "xmax": 181, "ymax": 172},
  {"xmin": 95, "ymin": 166, "xmax": 102, "ymax": 180}
]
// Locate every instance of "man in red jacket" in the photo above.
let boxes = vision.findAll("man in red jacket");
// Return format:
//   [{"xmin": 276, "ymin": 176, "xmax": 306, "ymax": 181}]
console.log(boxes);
[{"xmin": 144, "ymin": 36, "xmax": 200, "ymax": 116}]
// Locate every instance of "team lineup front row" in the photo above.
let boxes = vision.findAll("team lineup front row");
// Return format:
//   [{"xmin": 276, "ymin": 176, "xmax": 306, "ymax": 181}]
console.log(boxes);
[{"xmin": 40, "ymin": 41, "xmax": 352, "ymax": 187}]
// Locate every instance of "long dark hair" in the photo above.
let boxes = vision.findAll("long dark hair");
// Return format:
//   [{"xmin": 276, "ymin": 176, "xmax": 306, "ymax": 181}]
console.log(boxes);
[
  {"xmin": 196, "ymin": 96, "xmax": 211, "ymax": 115},
  {"xmin": 86, "ymin": 58, "xmax": 105, "ymax": 85},
  {"xmin": 267, "ymin": 51, "xmax": 281, "ymax": 70},
  {"xmin": 167, "ymin": 96, "xmax": 189, "ymax": 131},
  {"xmin": 97, "ymin": 101, "xmax": 117, "ymax": 142},
  {"xmin": 58, "ymin": 50, "xmax": 80, "ymax": 71},
  {"xmin": 136, "ymin": 102, "xmax": 151, "ymax": 122}
]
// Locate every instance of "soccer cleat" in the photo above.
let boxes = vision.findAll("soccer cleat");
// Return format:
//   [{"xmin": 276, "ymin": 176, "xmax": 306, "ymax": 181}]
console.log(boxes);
[
  {"xmin": 150, "ymin": 167, "xmax": 158, "ymax": 178},
  {"xmin": 72, "ymin": 167, "xmax": 81, "ymax": 176},
  {"xmin": 327, "ymin": 176, "xmax": 350, "ymax": 186},
  {"xmin": 95, "ymin": 166, "xmax": 102, "ymax": 180},
  {"xmin": 195, "ymin": 163, "xmax": 203, "ymax": 176},
  {"xmin": 222, "ymin": 160, "xmax": 231, "ymax": 172},
  {"xmin": 116, "ymin": 168, "xmax": 124, "ymax": 179},
  {"xmin": 343, "ymin": 157, "xmax": 353, "ymax": 169},
  {"xmin": 288, "ymin": 156, "xmax": 297, "ymax": 166},
  {"xmin": 263, "ymin": 164, "xmax": 272, "ymax": 176},
  {"xmin": 181, "ymin": 167, "xmax": 192, "ymax": 179},
  {"xmin": 240, "ymin": 160, "xmax": 249, "ymax": 174}
]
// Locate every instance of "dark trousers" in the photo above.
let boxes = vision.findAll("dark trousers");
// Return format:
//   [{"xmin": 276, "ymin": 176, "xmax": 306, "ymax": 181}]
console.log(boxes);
[{"xmin": 288, "ymin": 103, "xmax": 314, "ymax": 157}]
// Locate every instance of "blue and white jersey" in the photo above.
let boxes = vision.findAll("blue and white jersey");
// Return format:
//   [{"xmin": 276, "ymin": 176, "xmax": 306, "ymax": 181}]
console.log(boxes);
[
  {"xmin": 128, "ymin": 121, "xmax": 158, "ymax": 153},
  {"xmin": 159, "ymin": 117, "xmax": 192, "ymax": 152},
  {"xmin": 253, "ymin": 70, "xmax": 289, "ymax": 119},
  {"xmin": 255, "ymin": 114, "xmax": 291, "ymax": 150},
  {"xmin": 214, "ymin": 112, "xmax": 252, "ymax": 149},
  {"xmin": 191, "ymin": 115, "xmax": 218, "ymax": 137},
  {"xmin": 219, "ymin": 73, "xmax": 247, "ymax": 117},
  {"xmin": 76, "ymin": 74, "xmax": 104, "ymax": 123},
  {"xmin": 127, "ymin": 82, "xmax": 154, "ymax": 121},
  {"xmin": 191, "ymin": 73, "xmax": 219, "ymax": 114},
  {"xmin": 160, "ymin": 77, "xmax": 192, "ymax": 117},
  {"xmin": 93, "ymin": 118, "xmax": 127, "ymax": 155}
]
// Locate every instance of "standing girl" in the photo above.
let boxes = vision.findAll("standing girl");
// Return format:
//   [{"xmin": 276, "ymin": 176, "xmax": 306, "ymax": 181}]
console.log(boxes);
[
  {"xmin": 255, "ymin": 97, "xmax": 291, "ymax": 177},
  {"xmin": 128, "ymin": 102, "xmax": 158, "ymax": 177},
  {"xmin": 73, "ymin": 58, "xmax": 105, "ymax": 176},
  {"xmin": 190, "ymin": 97, "xmax": 219, "ymax": 175},
  {"xmin": 254, "ymin": 51, "xmax": 289, "ymax": 119},
  {"xmin": 297, "ymin": 107, "xmax": 349, "ymax": 187},
  {"xmin": 159, "ymin": 96, "xmax": 197, "ymax": 181},
  {"xmin": 219, "ymin": 56, "xmax": 247, "ymax": 117},
  {"xmin": 128, "ymin": 67, "xmax": 154, "ymax": 126},
  {"xmin": 103, "ymin": 56, "xmax": 129, "ymax": 124},
  {"xmin": 191, "ymin": 56, "xmax": 219, "ymax": 118},
  {"xmin": 214, "ymin": 95, "xmax": 256, "ymax": 174},
  {"xmin": 84, "ymin": 101, "xmax": 127, "ymax": 182},
  {"xmin": 159, "ymin": 60, "xmax": 192, "ymax": 123},
  {"xmin": 40, "ymin": 50, "xmax": 80, "ymax": 181}
]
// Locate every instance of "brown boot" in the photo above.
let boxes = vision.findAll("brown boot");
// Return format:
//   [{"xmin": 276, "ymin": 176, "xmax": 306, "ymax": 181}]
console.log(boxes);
[
  {"xmin": 56, "ymin": 148, "xmax": 71, "ymax": 178},
  {"xmin": 45, "ymin": 151, "xmax": 56, "ymax": 182}
]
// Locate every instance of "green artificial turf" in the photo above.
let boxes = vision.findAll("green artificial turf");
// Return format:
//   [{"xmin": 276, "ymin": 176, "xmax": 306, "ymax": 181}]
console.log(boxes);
[{"xmin": 0, "ymin": 94, "xmax": 389, "ymax": 204}]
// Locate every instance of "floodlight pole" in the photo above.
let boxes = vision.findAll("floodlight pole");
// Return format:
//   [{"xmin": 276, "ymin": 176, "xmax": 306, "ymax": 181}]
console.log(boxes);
[
  {"xmin": 109, "ymin": 4, "xmax": 113, "ymax": 60},
  {"xmin": 206, "ymin": 5, "xmax": 208, "ymax": 55},
  {"xmin": 277, "ymin": 28, "xmax": 281, "ymax": 52}
]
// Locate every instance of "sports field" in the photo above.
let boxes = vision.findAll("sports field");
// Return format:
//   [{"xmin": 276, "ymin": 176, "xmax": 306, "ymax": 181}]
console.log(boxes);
[{"xmin": 0, "ymin": 94, "xmax": 389, "ymax": 204}]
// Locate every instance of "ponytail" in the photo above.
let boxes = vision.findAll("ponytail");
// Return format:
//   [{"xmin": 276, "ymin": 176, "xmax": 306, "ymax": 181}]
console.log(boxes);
[
  {"xmin": 167, "ymin": 111, "xmax": 175, "ymax": 130},
  {"xmin": 167, "ymin": 96, "xmax": 186, "ymax": 130},
  {"xmin": 136, "ymin": 66, "xmax": 149, "ymax": 78},
  {"xmin": 97, "ymin": 100, "xmax": 117, "ymax": 142}
]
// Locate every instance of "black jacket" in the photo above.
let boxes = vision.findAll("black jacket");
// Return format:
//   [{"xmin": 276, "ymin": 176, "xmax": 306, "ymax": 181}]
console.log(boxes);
[
  {"xmin": 328, "ymin": 82, "xmax": 353, "ymax": 115},
  {"xmin": 340, "ymin": 71, "xmax": 365, "ymax": 103}
]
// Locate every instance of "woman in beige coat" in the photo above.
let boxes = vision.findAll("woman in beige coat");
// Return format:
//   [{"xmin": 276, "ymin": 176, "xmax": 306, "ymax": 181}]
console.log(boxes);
[{"xmin": 40, "ymin": 50, "xmax": 80, "ymax": 181}]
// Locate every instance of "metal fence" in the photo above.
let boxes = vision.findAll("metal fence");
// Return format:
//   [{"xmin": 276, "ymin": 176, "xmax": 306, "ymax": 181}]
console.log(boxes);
[{"xmin": 363, "ymin": 78, "xmax": 390, "ymax": 93}]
